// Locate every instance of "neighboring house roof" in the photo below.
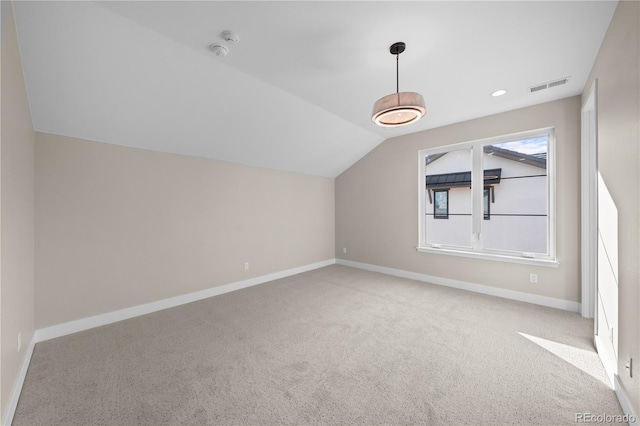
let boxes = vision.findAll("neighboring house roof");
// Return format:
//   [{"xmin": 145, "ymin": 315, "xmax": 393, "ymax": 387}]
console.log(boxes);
[
  {"xmin": 531, "ymin": 152, "xmax": 548, "ymax": 161},
  {"xmin": 426, "ymin": 168, "xmax": 502, "ymax": 188},
  {"xmin": 426, "ymin": 147, "xmax": 547, "ymax": 169},
  {"xmin": 425, "ymin": 153, "xmax": 447, "ymax": 166},
  {"xmin": 483, "ymin": 146, "xmax": 547, "ymax": 168}
]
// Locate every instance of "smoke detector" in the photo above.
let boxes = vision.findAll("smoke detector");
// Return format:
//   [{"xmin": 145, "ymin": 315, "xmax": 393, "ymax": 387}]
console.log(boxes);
[
  {"xmin": 221, "ymin": 30, "xmax": 239, "ymax": 44},
  {"xmin": 209, "ymin": 44, "xmax": 229, "ymax": 57}
]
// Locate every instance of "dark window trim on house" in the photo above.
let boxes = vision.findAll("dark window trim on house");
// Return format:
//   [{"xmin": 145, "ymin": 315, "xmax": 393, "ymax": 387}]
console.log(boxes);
[
  {"xmin": 433, "ymin": 189, "xmax": 449, "ymax": 219},
  {"xmin": 484, "ymin": 187, "xmax": 491, "ymax": 220},
  {"xmin": 425, "ymin": 168, "xmax": 502, "ymax": 189}
]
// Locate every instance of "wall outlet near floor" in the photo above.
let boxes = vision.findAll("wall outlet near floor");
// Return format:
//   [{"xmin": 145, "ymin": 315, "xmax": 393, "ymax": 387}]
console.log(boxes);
[
  {"xmin": 529, "ymin": 273, "xmax": 538, "ymax": 283},
  {"xmin": 625, "ymin": 354, "xmax": 632, "ymax": 378},
  {"xmin": 243, "ymin": 262, "xmax": 249, "ymax": 271},
  {"xmin": 17, "ymin": 332, "xmax": 21, "ymax": 352},
  {"xmin": 343, "ymin": 247, "xmax": 347, "ymax": 254}
]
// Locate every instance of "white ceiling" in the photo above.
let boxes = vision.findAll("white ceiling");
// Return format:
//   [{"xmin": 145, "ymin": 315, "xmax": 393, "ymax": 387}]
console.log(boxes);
[{"xmin": 13, "ymin": 1, "xmax": 616, "ymax": 178}]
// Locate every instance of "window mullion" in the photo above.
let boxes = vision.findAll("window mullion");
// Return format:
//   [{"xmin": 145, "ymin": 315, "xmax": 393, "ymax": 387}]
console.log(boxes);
[{"xmin": 471, "ymin": 144, "xmax": 483, "ymax": 250}]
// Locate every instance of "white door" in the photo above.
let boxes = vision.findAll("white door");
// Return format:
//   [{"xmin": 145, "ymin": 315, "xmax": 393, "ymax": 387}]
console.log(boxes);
[{"xmin": 595, "ymin": 173, "xmax": 619, "ymax": 386}]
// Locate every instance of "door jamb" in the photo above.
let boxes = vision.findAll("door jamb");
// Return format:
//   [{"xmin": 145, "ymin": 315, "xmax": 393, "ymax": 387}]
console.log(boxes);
[{"xmin": 580, "ymin": 80, "xmax": 598, "ymax": 321}]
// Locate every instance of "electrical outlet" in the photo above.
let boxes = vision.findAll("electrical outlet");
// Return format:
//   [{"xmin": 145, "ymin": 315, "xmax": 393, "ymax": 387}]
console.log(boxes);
[
  {"xmin": 625, "ymin": 354, "xmax": 633, "ymax": 378},
  {"xmin": 17, "ymin": 332, "xmax": 21, "ymax": 352},
  {"xmin": 243, "ymin": 262, "xmax": 249, "ymax": 271},
  {"xmin": 343, "ymin": 247, "xmax": 347, "ymax": 254},
  {"xmin": 529, "ymin": 273, "xmax": 538, "ymax": 283}
]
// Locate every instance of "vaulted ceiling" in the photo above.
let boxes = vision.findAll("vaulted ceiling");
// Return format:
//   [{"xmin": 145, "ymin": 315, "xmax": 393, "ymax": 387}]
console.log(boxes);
[{"xmin": 12, "ymin": 1, "xmax": 616, "ymax": 177}]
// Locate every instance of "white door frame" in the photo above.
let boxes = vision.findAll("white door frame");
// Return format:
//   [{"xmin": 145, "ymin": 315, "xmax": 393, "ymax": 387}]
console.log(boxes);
[{"xmin": 580, "ymin": 80, "xmax": 597, "ymax": 320}]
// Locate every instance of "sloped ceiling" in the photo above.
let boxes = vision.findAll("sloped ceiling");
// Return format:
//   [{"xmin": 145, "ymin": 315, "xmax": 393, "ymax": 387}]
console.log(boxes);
[{"xmin": 12, "ymin": 1, "xmax": 616, "ymax": 177}]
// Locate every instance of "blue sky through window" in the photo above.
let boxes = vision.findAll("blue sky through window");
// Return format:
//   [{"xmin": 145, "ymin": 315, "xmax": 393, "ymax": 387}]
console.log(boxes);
[{"xmin": 494, "ymin": 136, "xmax": 547, "ymax": 155}]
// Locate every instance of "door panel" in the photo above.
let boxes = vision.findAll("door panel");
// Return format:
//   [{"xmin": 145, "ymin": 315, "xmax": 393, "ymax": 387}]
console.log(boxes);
[{"xmin": 596, "ymin": 173, "xmax": 618, "ymax": 385}]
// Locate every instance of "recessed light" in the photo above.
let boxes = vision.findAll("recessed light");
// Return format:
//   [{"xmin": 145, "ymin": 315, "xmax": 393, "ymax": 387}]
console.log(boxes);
[{"xmin": 491, "ymin": 89, "xmax": 507, "ymax": 97}]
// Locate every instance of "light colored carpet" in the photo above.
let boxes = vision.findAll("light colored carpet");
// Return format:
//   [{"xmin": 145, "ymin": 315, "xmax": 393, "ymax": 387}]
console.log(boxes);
[{"xmin": 14, "ymin": 265, "xmax": 623, "ymax": 425}]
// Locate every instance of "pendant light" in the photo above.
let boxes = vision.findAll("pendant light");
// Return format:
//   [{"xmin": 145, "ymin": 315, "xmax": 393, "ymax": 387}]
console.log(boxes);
[{"xmin": 372, "ymin": 42, "xmax": 426, "ymax": 127}]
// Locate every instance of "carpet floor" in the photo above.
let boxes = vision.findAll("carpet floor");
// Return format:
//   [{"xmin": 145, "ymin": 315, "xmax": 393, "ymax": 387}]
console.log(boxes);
[{"xmin": 14, "ymin": 265, "xmax": 623, "ymax": 425}]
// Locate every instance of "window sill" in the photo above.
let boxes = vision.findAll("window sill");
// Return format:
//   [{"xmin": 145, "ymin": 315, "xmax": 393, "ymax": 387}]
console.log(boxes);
[{"xmin": 415, "ymin": 246, "xmax": 559, "ymax": 268}]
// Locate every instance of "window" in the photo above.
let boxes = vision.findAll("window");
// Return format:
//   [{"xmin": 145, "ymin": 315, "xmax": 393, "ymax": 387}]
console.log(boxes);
[
  {"xmin": 418, "ymin": 128, "xmax": 556, "ymax": 266},
  {"xmin": 433, "ymin": 190, "xmax": 449, "ymax": 219}
]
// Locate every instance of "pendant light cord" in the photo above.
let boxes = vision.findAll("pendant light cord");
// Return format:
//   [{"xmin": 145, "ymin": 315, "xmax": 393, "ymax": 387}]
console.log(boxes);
[
  {"xmin": 396, "ymin": 53, "xmax": 400, "ymax": 104},
  {"xmin": 396, "ymin": 53, "xmax": 400, "ymax": 93}
]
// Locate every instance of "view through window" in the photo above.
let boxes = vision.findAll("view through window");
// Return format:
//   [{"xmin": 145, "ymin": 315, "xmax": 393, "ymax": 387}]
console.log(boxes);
[{"xmin": 419, "ymin": 129, "xmax": 554, "ymax": 261}]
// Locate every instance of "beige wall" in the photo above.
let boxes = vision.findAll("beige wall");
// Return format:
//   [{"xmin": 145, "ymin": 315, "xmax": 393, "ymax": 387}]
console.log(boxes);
[
  {"xmin": 35, "ymin": 133, "xmax": 335, "ymax": 328},
  {"xmin": 1, "ymin": 2, "xmax": 36, "ymax": 421},
  {"xmin": 583, "ymin": 0, "xmax": 640, "ymax": 413},
  {"xmin": 336, "ymin": 96, "xmax": 581, "ymax": 303}
]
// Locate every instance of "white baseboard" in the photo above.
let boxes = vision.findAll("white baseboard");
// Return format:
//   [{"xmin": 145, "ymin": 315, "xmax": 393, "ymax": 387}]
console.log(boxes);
[
  {"xmin": 336, "ymin": 259, "xmax": 581, "ymax": 313},
  {"xmin": 6, "ymin": 259, "xmax": 335, "ymax": 426},
  {"xmin": 8, "ymin": 258, "xmax": 629, "ymax": 426},
  {"xmin": 3, "ymin": 336, "xmax": 36, "ymax": 426},
  {"xmin": 614, "ymin": 374, "xmax": 639, "ymax": 425},
  {"xmin": 35, "ymin": 258, "xmax": 336, "ymax": 343}
]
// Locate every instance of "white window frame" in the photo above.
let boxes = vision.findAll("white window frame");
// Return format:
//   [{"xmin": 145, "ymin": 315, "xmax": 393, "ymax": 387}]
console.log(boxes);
[{"xmin": 417, "ymin": 127, "xmax": 558, "ymax": 268}]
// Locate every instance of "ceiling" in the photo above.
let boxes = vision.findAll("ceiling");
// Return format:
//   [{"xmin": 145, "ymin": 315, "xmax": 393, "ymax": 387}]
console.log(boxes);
[{"xmin": 12, "ymin": 1, "xmax": 617, "ymax": 178}]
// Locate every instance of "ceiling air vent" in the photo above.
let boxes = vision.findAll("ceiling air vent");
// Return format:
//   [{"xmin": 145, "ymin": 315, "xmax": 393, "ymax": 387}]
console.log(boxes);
[
  {"xmin": 548, "ymin": 78, "xmax": 568, "ymax": 88},
  {"xmin": 530, "ymin": 84, "xmax": 548, "ymax": 93},
  {"xmin": 529, "ymin": 76, "xmax": 570, "ymax": 93}
]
